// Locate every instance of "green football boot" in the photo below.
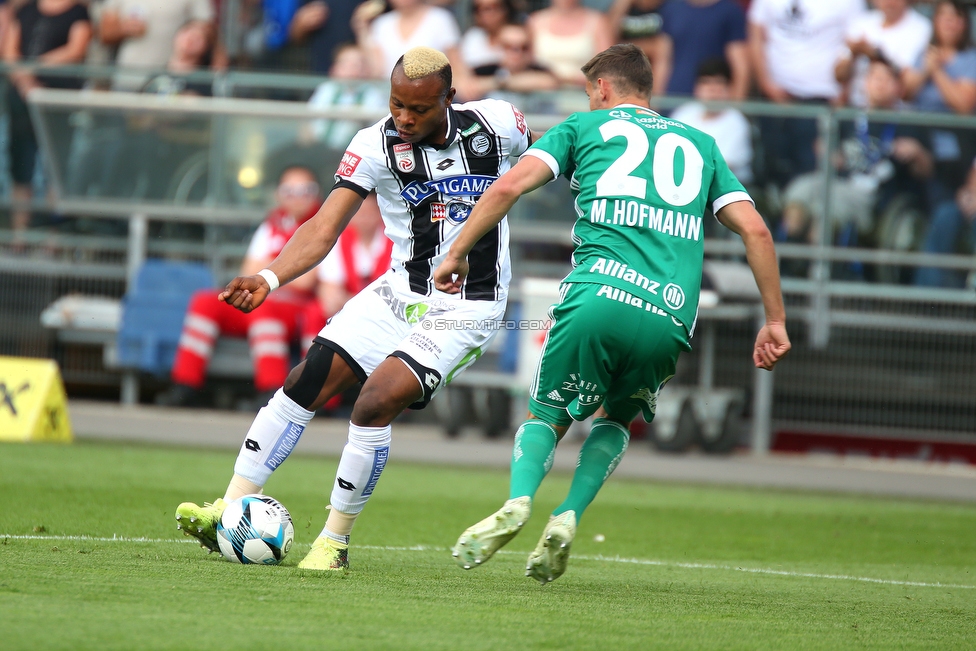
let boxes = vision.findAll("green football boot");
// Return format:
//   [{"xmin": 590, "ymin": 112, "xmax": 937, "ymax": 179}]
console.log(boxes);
[
  {"xmin": 175, "ymin": 498, "xmax": 227, "ymax": 553},
  {"xmin": 298, "ymin": 536, "xmax": 349, "ymax": 571},
  {"xmin": 453, "ymin": 496, "xmax": 532, "ymax": 570},
  {"xmin": 525, "ymin": 510, "xmax": 577, "ymax": 584}
]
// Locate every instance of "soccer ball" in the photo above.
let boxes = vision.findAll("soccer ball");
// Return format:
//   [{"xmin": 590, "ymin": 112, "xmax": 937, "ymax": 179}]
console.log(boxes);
[{"xmin": 216, "ymin": 494, "xmax": 295, "ymax": 565}]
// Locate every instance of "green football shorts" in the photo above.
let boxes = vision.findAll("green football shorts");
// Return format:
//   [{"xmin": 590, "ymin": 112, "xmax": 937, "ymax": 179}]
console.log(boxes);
[{"xmin": 528, "ymin": 282, "xmax": 692, "ymax": 427}]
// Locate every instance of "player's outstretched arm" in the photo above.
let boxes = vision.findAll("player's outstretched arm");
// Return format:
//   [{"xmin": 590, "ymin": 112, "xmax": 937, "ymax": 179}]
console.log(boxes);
[
  {"xmin": 715, "ymin": 200, "xmax": 791, "ymax": 371},
  {"xmin": 220, "ymin": 187, "xmax": 364, "ymax": 313},
  {"xmin": 434, "ymin": 155, "xmax": 554, "ymax": 294}
]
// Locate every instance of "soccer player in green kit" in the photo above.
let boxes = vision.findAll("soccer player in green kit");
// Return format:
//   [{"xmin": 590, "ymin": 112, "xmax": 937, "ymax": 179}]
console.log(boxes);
[{"xmin": 433, "ymin": 44, "xmax": 791, "ymax": 584}]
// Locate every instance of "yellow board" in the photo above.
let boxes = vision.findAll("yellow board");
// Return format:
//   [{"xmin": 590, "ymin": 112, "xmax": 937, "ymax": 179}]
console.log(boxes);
[{"xmin": 0, "ymin": 356, "xmax": 73, "ymax": 443}]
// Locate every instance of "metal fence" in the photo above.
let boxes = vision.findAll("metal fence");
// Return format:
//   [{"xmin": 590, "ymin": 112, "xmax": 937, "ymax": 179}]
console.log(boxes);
[{"xmin": 1, "ymin": 66, "xmax": 975, "ymax": 444}]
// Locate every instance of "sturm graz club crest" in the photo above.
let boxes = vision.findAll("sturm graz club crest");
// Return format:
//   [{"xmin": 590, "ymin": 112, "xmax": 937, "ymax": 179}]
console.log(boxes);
[
  {"xmin": 446, "ymin": 200, "xmax": 475, "ymax": 224},
  {"xmin": 466, "ymin": 132, "xmax": 493, "ymax": 157}
]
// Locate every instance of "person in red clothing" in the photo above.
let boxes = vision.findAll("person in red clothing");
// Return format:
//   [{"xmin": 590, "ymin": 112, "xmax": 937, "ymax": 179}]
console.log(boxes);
[{"xmin": 159, "ymin": 165, "xmax": 322, "ymax": 407}]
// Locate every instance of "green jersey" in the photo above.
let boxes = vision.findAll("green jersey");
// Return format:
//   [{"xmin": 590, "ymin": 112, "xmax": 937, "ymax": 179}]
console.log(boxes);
[{"xmin": 525, "ymin": 105, "xmax": 751, "ymax": 336}]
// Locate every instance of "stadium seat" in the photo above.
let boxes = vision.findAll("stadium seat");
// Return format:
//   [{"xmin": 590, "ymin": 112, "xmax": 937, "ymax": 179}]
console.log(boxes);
[{"xmin": 115, "ymin": 259, "xmax": 214, "ymax": 376}]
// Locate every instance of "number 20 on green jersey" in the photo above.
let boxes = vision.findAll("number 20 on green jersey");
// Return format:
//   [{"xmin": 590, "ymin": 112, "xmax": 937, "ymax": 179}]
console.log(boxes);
[{"xmin": 525, "ymin": 106, "xmax": 751, "ymax": 334}]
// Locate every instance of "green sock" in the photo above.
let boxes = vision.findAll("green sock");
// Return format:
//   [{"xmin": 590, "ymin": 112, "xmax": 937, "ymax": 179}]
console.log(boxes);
[
  {"xmin": 509, "ymin": 419, "xmax": 559, "ymax": 500},
  {"xmin": 553, "ymin": 418, "xmax": 630, "ymax": 521}
]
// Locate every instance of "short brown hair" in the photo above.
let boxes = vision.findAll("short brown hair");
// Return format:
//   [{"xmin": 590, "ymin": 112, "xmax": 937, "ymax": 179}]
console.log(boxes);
[{"xmin": 581, "ymin": 44, "xmax": 654, "ymax": 99}]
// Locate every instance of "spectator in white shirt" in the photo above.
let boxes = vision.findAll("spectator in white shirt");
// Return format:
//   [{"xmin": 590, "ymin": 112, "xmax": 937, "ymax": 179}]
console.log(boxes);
[
  {"xmin": 835, "ymin": 0, "xmax": 931, "ymax": 108},
  {"xmin": 749, "ymin": 0, "xmax": 866, "ymax": 104},
  {"xmin": 356, "ymin": 0, "xmax": 463, "ymax": 80},
  {"xmin": 670, "ymin": 57, "xmax": 753, "ymax": 184},
  {"xmin": 748, "ymin": 0, "xmax": 866, "ymax": 186}
]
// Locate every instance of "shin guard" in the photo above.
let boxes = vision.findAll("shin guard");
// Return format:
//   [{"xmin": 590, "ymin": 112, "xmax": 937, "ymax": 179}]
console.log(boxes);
[
  {"xmin": 233, "ymin": 388, "xmax": 315, "ymax": 486},
  {"xmin": 329, "ymin": 423, "xmax": 392, "ymax": 514}
]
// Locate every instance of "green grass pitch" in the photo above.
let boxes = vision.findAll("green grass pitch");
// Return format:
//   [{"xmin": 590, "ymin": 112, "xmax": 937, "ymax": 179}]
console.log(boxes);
[{"xmin": 2, "ymin": 440, "xmax": 975, "ymax": 650}]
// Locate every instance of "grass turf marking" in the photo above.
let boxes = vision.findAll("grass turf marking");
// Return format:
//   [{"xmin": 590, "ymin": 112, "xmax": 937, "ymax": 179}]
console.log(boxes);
[{"xmin": 5, "ymin": 533, "xmax": 973, "ymax": 590}]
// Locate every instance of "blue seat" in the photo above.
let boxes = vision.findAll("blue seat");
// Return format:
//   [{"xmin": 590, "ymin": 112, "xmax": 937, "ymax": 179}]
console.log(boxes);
[{"xmin": 116, "ymin": 259, "xmax": 215, "ymax": 376}]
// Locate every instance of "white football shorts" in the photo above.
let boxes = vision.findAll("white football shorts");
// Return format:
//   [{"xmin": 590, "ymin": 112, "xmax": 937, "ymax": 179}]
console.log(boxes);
[{"xmin": 315, "ymin": 270, "xmax": 507, "ymax": 407}]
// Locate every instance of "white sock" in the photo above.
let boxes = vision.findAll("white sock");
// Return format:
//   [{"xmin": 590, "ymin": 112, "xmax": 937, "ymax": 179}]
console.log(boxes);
[
  {"xmin": 329, "ymin": 422, "xmax": 392, "ymax": 514},
  {"xmin": 233, "ymin": 388, "xmax": 315, "ymax": 486}
]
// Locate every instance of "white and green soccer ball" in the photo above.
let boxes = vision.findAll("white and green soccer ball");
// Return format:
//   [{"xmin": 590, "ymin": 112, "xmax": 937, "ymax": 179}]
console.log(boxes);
[{"xmin": 216, "ymin": 494, "xmax": 294, "ymax": 565}]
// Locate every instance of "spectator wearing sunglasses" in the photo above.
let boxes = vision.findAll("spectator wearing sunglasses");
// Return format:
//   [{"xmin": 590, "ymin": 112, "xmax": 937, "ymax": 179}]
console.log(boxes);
[{"xmin": 159, "ymin": 166, "xmax": 325, "ymax": 408}]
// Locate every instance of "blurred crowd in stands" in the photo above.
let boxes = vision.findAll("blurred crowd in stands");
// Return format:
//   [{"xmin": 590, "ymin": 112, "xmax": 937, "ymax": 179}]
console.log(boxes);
[{"xmin": 1, "ymin": 0, "xmax": 975, "ymax": 288}]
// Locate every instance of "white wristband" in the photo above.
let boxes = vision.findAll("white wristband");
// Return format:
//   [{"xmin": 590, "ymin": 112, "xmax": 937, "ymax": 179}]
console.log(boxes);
[{"xmin": 257, "ymin": 268, "xmax": 279, "ymax": 292}]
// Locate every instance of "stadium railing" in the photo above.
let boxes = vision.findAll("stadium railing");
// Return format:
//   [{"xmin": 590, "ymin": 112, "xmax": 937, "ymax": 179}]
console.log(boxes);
[{"xmin": 1, "ymin": 64, "xmax": 975, "ymax": 450}]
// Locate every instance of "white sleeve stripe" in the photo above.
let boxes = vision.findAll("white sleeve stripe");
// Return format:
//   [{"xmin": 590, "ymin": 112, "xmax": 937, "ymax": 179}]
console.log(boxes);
[
  {"xmin": 712, "ymin": 191, "xmax": 754, "ymax": 215},
  {"xmin": 522, "ymin": 149, "xmax": 560, "ymax": 179}
]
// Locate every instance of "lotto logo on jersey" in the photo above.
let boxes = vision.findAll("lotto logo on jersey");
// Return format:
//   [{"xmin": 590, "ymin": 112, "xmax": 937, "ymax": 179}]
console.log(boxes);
[
  {"xmin": 430, "ymin": 202, "xmax": 447, "ymax": 222},
  {"xmin": 336, "ymin": 151, "xmax": 361, "ymax": 178},
  {"xmin": 512, "ymin": 105, "xmax": 526, "ymax": 134},
  {"xmin": 394, "ymin": 143, "xmax": 416, "ymax": 173}
]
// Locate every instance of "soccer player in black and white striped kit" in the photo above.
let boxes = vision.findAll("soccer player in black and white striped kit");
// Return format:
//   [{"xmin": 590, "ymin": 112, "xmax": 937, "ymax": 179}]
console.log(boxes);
[{"xmin": 175, "ymin": 47, "xmax": 539, "ymax": 570}]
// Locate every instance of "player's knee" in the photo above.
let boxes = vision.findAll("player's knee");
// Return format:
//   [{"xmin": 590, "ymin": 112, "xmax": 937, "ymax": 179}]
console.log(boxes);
[
  {"xmin": 590, "ymin": 417, "xmax": 631, "ymax": 449},
  {"xmin": 282, "ymin": 363, "xmax": 303, "ymax": 395},
  {"xmin": 282, "ymin": 342, "xmax": 334, "ymax": 409}
]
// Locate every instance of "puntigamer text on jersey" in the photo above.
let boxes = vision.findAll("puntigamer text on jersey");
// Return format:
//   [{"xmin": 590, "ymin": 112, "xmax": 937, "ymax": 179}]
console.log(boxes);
[{"xmin": 400, "ymin": 175, "xmax": 497, "ymax": 206}]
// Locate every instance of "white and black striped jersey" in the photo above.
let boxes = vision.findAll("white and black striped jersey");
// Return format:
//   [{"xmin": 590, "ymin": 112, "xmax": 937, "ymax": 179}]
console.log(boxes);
[{"xmin": 333, "ymin": 98, "xmax": 532, "ymax": 301}]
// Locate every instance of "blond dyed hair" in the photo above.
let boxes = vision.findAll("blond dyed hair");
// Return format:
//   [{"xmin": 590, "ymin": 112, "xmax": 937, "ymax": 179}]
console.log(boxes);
[
  {"xmin": 401, "ymin": 47, "xmax": 449, "ymax": 79},
  {"xmin": 393, "ymin": 47, "xmax": 453, "ymax": 94}
]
